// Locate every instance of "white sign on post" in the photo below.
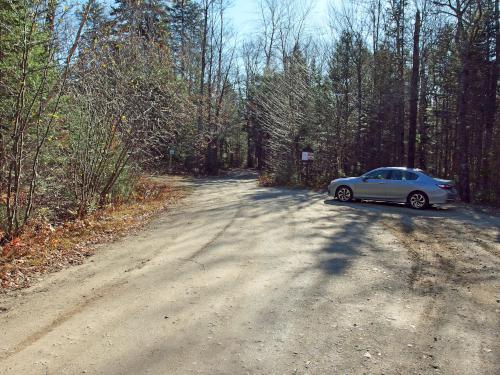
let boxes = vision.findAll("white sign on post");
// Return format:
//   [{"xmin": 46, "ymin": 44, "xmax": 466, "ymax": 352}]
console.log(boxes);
[
  {"xmin": 301, "ymin": 152, "xmax": 314, "ymax": 161},
  {"xmin": 169, "ymin": 149, "xmax": 175, "ymax": 156}
]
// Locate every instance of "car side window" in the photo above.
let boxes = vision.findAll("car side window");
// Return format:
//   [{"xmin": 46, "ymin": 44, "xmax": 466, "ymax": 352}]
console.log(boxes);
[
  {"xmin": 403, "ymin": 171, "xmax": 418, "ymax": 180},
  {"xmin": 389, "ymin": 170, "xmax": 403, "ymax": 180},
  {"xmin": 365, "ymin": 170, "xmax": 390, "ymax": 179}
]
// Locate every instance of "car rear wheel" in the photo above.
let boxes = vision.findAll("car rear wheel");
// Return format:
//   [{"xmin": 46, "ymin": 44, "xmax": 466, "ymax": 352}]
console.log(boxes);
[
  {"xmin": 336, "ymin": 186, "xmax": 353, "ymax": 202},
  {"xmin": 408, "ymin": 191, "xmax": 428, "ymax": 209}
]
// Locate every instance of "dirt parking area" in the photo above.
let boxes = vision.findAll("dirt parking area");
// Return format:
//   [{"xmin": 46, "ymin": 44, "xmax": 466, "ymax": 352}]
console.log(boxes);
[{"xmin": 0, "ymin": 172, "xmax": 499, "ymax": 374}]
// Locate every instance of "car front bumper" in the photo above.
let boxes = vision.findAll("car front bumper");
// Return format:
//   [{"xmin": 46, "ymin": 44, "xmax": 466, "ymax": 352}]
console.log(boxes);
[{"xmin": 327, "ymin": 183, "xmax": 337, "ymax": 196}]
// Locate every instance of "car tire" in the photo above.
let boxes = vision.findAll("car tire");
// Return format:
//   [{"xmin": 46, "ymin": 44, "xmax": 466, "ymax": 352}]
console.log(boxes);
[
  {"xmin": 336, "ymin": 186, "xmax": 353, "ymax": 202},
  {"xmin": 408, "ymin": 191, "xmax": 428, "ymax": 209}
]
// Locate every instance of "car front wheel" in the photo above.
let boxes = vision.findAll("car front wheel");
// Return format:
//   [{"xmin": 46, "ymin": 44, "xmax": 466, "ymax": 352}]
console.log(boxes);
[
  {"xmin": 336, "ymin": 186, "xmax": 353, "ymax": 202},
  {"xmin": 408, "ymin": 191, "xmax": 428, "ymax": 209}
]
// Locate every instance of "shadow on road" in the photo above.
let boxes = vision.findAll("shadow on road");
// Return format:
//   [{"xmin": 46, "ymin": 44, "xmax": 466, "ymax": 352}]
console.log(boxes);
[
  {"xmin": 105, "ymin": 180, "xmax": 500, "ymax": 375},
  {"xmin": 323, "ymin": 198, "xmax": 500, "ymax": 225},
  {"xmin": 188, "ymin": 169, "xmax": 259, "ymax": 187},
  {"xmin": 243, "ymin": 186, "xmax": 382, "ymax": 276}
]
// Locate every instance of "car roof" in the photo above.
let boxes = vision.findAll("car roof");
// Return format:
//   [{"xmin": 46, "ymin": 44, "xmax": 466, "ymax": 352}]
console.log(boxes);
[{"xmin": 376, "ymin": 167, "xmax": 422, "ymax": 172}]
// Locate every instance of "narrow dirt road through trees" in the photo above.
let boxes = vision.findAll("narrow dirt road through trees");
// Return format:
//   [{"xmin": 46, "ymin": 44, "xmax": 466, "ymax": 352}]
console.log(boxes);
[{"xmin": 1, "ymin": 172, "xmax": 499, "ymax": 374}]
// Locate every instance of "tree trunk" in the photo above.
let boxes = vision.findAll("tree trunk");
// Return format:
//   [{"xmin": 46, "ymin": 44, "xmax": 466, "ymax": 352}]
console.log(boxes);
[
  {"xmin": 408, "ymin": 9, "xmax": 421, "ymax": 168},
  {"xmin": 455, "ymin": 13, "xmax": 471, "ymax": 202},
  {"xmin": 394, "ymin": 0, "xmax": 406, "ymax": 165},
  {"xmin": 479, "ymin": 0, "xmax": 499, "ymax": 197},
  {"xmin": 417, "ymin": 58, "xmax": 428, "ymax": 170},
  {"xmin": 197, "ymin": 1, "xmax": 210, "ymax": 134},
  {"xmin": 246, "ymin": 120, "xmax": 254, "ymax": 168}
]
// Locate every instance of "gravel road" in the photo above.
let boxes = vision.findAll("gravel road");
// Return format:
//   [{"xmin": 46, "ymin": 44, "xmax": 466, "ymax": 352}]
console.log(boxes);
[{"xmin": 1, "ymin": 171, "xmax": 499, "ymax": 374}]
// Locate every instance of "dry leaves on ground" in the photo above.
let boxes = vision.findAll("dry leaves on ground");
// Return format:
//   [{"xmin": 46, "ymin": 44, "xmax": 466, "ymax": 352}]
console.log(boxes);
[{"xmin": 0, "ymin": 177, "xmax": 186, "ymax": 292}]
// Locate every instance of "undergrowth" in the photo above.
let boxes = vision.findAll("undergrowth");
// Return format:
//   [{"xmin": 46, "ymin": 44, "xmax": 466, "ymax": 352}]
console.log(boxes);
[{"xmin": 0, "ymin": 177, "xmax": 186, "ymax": 292}]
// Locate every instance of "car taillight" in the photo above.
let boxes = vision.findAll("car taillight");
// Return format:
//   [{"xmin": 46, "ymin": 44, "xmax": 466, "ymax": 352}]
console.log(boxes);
[{"xmin": 437, "ymin": 184, "xmax": 453, "ymax": 190}]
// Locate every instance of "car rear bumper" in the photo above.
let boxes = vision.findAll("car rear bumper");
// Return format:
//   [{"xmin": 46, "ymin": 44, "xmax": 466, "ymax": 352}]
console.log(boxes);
[
  {"xmin": 445, "ymin": 189, "xmax": 458, "ymax": 202},
  {"xmin": 429, "ymin": 189, "xmax": 458, "ymax": 204}
]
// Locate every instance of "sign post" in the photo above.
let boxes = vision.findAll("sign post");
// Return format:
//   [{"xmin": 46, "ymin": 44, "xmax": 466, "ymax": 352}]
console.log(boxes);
[
  {"xmin": 301, "ymin": 146, "xmax": 314, "ymax": 183},
  {"xmin": 169, "ymin": 148, "xmax": 175, "ymax": 172}
]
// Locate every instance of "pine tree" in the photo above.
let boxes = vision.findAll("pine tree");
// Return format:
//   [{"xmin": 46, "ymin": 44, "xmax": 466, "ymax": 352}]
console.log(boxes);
[
  {"xmin": 167, "ymin": 0, "xmax": 202, "ymax": 87},
  {"xmin": 0, "ymin": 0, "xmax": 25, "ymax": 191},
  {"xmin": 111, "ymin": 0, "xmax": 169, "ymax": 44},
  {"xmin": 79, "ymin": 1, "xmax": 110, "ymax": 51}
]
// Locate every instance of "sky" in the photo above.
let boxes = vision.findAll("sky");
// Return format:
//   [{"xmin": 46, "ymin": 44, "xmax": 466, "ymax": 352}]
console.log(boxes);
[
  {"xmin": 99, "ymin": 0, "xmax": 339, "ymax": 42},
  {"xmin": 226, "ymin": 0, "xmax": 339, "ymax": 42}
]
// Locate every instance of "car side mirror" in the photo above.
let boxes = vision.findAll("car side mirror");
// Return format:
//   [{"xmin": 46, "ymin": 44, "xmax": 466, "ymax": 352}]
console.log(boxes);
[{"xmin": 362, "ymin": 177, "xmax": 368, "ymax": 182}]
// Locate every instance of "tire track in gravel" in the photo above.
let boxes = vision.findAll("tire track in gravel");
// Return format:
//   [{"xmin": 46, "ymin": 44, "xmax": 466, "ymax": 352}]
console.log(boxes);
[
  {"xmin": 380, "ymin": 213, "xmax": 500, "ymax": 372},
  {"xmin": 379, "ymin": 217, "xmax": 462, "ymax": 370},
  {"xmin": 184, "ymin": 205, "xmax": 242, "ymax": 263},
  {"xmin": 0, "ymin": 279, "xmax": 129, "ymax": 361}
]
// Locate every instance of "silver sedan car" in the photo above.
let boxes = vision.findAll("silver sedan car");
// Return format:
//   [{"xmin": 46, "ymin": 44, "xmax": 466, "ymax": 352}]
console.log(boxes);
[{"xmin": 328, "ymin": 167, "xmax": 458, "ymax": 209}]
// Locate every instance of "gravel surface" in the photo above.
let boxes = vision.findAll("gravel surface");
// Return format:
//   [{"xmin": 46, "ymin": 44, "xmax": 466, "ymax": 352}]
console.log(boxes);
[{"xmin": 0, "ymin": 171, "xmax": 499, "ymax": 374}]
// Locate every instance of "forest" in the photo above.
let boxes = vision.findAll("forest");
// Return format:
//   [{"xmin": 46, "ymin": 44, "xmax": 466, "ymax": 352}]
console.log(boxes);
[{"xmin": 0, "ymin": 0, "xmax": 499, "ymax": 241}]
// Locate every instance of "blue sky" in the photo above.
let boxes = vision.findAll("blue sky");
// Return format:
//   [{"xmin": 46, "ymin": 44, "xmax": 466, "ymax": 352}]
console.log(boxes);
[
  {"xmin": 226, "ymin": 0, "xmax": 337, "ymax": 41},
  {"xmin": 100, "ymin": 0, "xmax": 338, "ymax": 41}
]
